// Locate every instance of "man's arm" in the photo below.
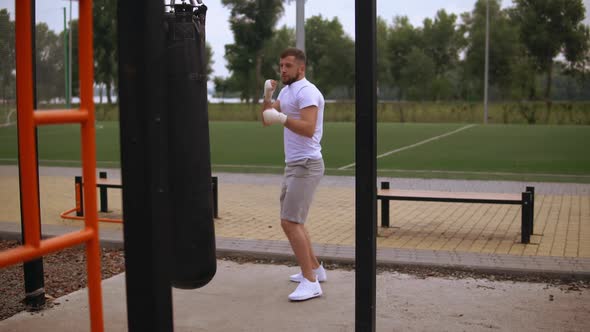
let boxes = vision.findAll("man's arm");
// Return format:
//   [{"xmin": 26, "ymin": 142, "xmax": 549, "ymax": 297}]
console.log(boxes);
[
  {"xmin": 284, "ymin": 105, "xmax": 318, "ymax": 138},
  {"xmin": 260, "ymin": 79, "xmax": 318, "ymax": 137},
  {"xmin": 261, "ymin": 80, "xmax": 281, "ymax": 126},
  {"xmin": 261, "ymin": 99, "xmax": 282, "ymax": 126}
]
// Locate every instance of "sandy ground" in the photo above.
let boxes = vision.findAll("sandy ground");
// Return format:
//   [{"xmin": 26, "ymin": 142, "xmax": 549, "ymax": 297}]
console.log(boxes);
[{"xmin": 1, "ymin": 259, "xmax": 588, "ymax": 332}]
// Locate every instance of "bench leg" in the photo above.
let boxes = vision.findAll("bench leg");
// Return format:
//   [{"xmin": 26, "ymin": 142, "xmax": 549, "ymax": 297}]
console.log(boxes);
[
  {"xmin": 99, "ymin": 171, "xmax": 109, "ymax": 212},
  {"xmin": 381, "ymin": 199, "xmax": 390, "ymax": 228},
  {"xmin": 212, "ymin": 176, "xmax": 218, "ymax": 219},
  {"xmin": 526, "ymin": 186, "xmax": 535, "ymax": 234},
  {"xmin": 75, "ymin": 176, "xmax": 84, "ymax": 217},
  {"xmin": 521, "ymin": 191, "xmax": 533, "ymax": 244},
  {"xmin": 380, "ymin": 181, "xmax": 390, "ymax": 227}
]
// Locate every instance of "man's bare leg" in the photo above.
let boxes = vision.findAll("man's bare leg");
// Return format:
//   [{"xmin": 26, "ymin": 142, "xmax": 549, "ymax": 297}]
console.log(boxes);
[
  {"xmin": 281, "ymin": 219, "xmax": 316, "ymax": 281},
  {"xmin": 303, "ymin": 227, "xmax": 321, "ymax": 269}
]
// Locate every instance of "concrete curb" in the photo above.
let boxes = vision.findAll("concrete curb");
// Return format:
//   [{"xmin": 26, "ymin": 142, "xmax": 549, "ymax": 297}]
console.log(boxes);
[{"xmin": 2, "ymin": 222, "xmax": 589, "ymax": 279}]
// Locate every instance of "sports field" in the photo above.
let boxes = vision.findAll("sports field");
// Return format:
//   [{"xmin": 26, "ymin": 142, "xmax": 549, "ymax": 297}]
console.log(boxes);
[{"xmin": 0, "ymin": 121, "xmax": 589, "ymax": 182}]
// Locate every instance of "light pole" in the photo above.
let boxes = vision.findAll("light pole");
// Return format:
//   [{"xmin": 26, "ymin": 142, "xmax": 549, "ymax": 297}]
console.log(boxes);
[
  {"xmin": 62, "ymin": 0, "xmax": 73, "ymax": 107},
  {"xmin": 296, "ymin": 0, "xmax": 305, "ymax": 52},
  {"xmin": 63, "ymin": 7, "xmax": 69, "ymax": 108},
  {"xmin": 68, "ymin": 0, "xmax": 72, "ymax": 106},
  {"xmin": 483, "ymin": 0, "xmax": 490, "ymax": 124}
]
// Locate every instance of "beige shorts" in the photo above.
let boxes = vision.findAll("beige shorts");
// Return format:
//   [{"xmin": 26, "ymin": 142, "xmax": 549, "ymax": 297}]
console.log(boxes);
[{"xmin": 280, "ymin": 158, "xmax": 324, "ymax": 224}]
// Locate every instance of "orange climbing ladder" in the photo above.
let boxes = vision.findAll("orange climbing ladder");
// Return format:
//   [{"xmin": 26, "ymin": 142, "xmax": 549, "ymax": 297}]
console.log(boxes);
[{"xmin": 0, "ymin": 1, "xmax": 104, "ymax": 331}]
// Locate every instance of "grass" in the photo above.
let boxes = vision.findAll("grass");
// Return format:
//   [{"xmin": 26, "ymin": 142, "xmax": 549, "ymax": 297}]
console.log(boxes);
[
  {"xmin": 375, "ymin": 124, "xmax": 590, "ymax": 182},
  {"xmin": 91, "ymin": 101, "xmax": 590, "ymax": 124},
  {"xmin": 0, "ymin": 121, "xmax": 589, "ymax": 183},
  {"xmin": 206, "ymin": 101, "xmax": 590, "ymax": 124}
]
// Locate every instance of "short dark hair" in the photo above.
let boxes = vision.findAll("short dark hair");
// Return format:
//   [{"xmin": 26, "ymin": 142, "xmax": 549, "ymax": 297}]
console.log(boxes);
[{"xmin": 280, "ymin": 47, "xmax": 306, "ymax": 64}]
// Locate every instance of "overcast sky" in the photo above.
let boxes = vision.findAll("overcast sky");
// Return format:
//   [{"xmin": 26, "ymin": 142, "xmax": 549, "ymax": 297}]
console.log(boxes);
[{"xmin": 2, "ymin": 0, "xmax": 589, "ymax": 79}]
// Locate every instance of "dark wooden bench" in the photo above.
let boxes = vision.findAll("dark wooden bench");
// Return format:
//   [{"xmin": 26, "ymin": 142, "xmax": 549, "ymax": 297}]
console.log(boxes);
[
  {"xmin": 377, "ymin": 181, "xmax": 535, "ymax": 244},
  {"xmin": 74, "ymin": 171, "xmax": 219, "ymax": 219}
]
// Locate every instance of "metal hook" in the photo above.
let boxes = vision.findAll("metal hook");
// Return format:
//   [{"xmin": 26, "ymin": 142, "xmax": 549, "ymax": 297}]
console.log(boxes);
[{"xmin": 170, "ymin": 0, "xmax": 201, "ymax": 6}]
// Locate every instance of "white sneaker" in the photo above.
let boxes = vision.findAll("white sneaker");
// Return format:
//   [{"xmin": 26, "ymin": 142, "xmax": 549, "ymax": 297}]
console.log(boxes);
[
  {"xmin": 290, "ymin": 264, "xmax": 327, "ymax": 283},
  {"xmin": 288, "ymin": 277, "xmax": 322, "ymax": 301}
]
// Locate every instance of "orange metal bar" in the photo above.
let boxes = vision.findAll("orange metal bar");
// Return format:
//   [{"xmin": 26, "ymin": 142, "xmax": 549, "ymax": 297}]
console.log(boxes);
[
  {"xmin": 60, "ymin": 207, "xmax": 124, "ymax": 224},
  {"xmin": 78, "ymin": 1, "xmax": 104, "ymax": 331},
  {"xmin": 15, "ymin": 0, "xmax": 41, "ymax": 249},
  {"xmin": 0, "ymin": 229, "xmax": 94, "ymax": 268},
  {"xmin": 34, "ymin": 109, "xmax": 89, "ymax": 125}
]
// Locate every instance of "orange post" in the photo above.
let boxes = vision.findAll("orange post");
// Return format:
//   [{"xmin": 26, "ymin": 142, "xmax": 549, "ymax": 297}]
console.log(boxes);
[
  {"xmin": 78, "ymin": 1, "xmax": 104, "ymax": 331},
  {"xmin": 0, "ymin": 1, "xmax": 104, "ymax": 331},
  {"xmin": 15, "ymin": 0, "xmax": 41, "ymax": 250}
]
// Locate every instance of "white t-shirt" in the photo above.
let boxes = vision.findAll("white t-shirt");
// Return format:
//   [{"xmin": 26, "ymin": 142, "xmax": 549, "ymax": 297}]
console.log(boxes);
[{"xmin": 277, "ymin": 78, "xmax": 325, "ymax": 163}]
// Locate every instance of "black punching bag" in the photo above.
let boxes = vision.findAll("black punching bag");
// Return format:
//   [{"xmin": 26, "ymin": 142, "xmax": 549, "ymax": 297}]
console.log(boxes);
[{"xmin": 165, "ymin": 1, "xmax": 216, "ymax": 289}]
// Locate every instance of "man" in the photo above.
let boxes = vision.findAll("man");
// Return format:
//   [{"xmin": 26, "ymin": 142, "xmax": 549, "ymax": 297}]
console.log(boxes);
[{"xmin": 261, "ymin": 48, "xmax": 326, "ymax": 301}]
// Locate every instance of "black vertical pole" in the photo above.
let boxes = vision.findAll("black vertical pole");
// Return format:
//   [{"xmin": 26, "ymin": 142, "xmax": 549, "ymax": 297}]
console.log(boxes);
[
  {"xmin": 355, "ymin": 0, "xmax": 377, "ymax": 331},
  {"xmin": 18, "ymin": 0, "xmax": 45, "ymax": 310},
  {"xmin": 99, "ymin": 171, "xmax": 108, "ymax": 212},
  {"xmin": 118, "ymin": 1, "xmax": 174, "ymax": 331}
]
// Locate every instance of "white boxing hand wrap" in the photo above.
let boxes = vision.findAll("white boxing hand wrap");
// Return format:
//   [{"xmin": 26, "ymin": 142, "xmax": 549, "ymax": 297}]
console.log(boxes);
[
  {"xmin": 263, "ymin": 108, "xmax": 287, "ymax": 125},
  {"xmin": 264, "ymin": 79, "xmax": 275, "ymax": 101}
]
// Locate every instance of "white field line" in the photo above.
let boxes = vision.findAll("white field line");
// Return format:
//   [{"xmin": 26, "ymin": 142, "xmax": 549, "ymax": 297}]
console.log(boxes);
[
  {"xmin": 229, "ymin": 165, "xmax": 590, "ymax": 179},
  {"xmin": 0, "ymin": 110, "xmax": 16, "ymax": 127},
  {"xmin": 372, "ymin": 168, "xmax": 590, "ymax": 178},
  {"xmin": 338, "ymin": 124, "xmax": 477, "ymax": 170},
  {"xmin": 0, "ymin": 159, "xmax": 588, "ymax": 178}
]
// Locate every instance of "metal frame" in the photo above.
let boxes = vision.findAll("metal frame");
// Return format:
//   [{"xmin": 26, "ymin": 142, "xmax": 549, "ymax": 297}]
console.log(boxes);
[
  {"xmin": 378, "ymin": 182, "xmax": 535, "ymax": 243},
  {"xmin": 0, "ymin": 1, "xmax": 104, "ymax": 331},
  {"xmin": 355, "ymin": 0, "xmax": 377, "ymax": 331},
  {"xmin": 62, "ymin": 175, "xmax": 219, "ymax": 222}
]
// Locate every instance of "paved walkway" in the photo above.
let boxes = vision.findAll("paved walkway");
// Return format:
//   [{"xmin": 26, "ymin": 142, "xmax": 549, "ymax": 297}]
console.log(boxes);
[
  {"xmin": 2, "ymin": 259, "xmax": 589, "ymax": 332},
  {"xmin": 1, "ymin": 165, "xmax": 589, "ymax": 275},
  {"xmin": 2, "ymin": 165, "xmax": 590, "ymax": 331}
]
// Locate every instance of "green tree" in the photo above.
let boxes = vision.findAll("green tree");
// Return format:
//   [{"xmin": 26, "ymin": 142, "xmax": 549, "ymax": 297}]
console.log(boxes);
[
  {"xmin": 422, "ymin": 10, "xmax": 463, "ymax": 76},
  {"xmin": 260, "ymin": 25, "xmax": 295, "ymax": 82},
  {"xmin": 305, "ymin": 15, "xmax": 355, "ymax": 97},
  {"xmin": 0, "ymin": 9, "xmax": 15, "ymax": 108},
  {"xmin": 222, "ymin": 0, "xmax": 284, "ymax": 103},
  {"xmin": 508, "ymin": 49, "xmax": 538, "ymax": 100},
  {"xmin": 35, "ymin": 23, "xmax": 64, "ymax": 102},
  {"xmin": 421, "ymin": 10, "xmax": 464, "ymax": 100},
  {"xmin": 213, "ymin": 76, "xmax": 229, "ymax": 100},
  {"xmin": 205, "ymin": 42, "xmax": 214, "ymax": 80},
  {"xmin": 63, "ymin": 19, "xmax": 80, "ymax": 100},
  {"xmin": 94, "ymin": 0, "xmax": 117, "ymax": 104},
  {"xmin": 511, "ymin": 0, "xmax": 590, "ymax": 101},
  {"xmin": 461, "ymin": 0, "xmax": 520, "ymax": 100},
  {"xmin": 400, "ymin": 47, "xmax": 436, "ymax": 100},
  {"xmin": 387, "ymin": 16, "xmax": 419, "ymax": 100},
  {"xmin": 376, "ymin": 16, "xmax": 391, "ymax": 96}
]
